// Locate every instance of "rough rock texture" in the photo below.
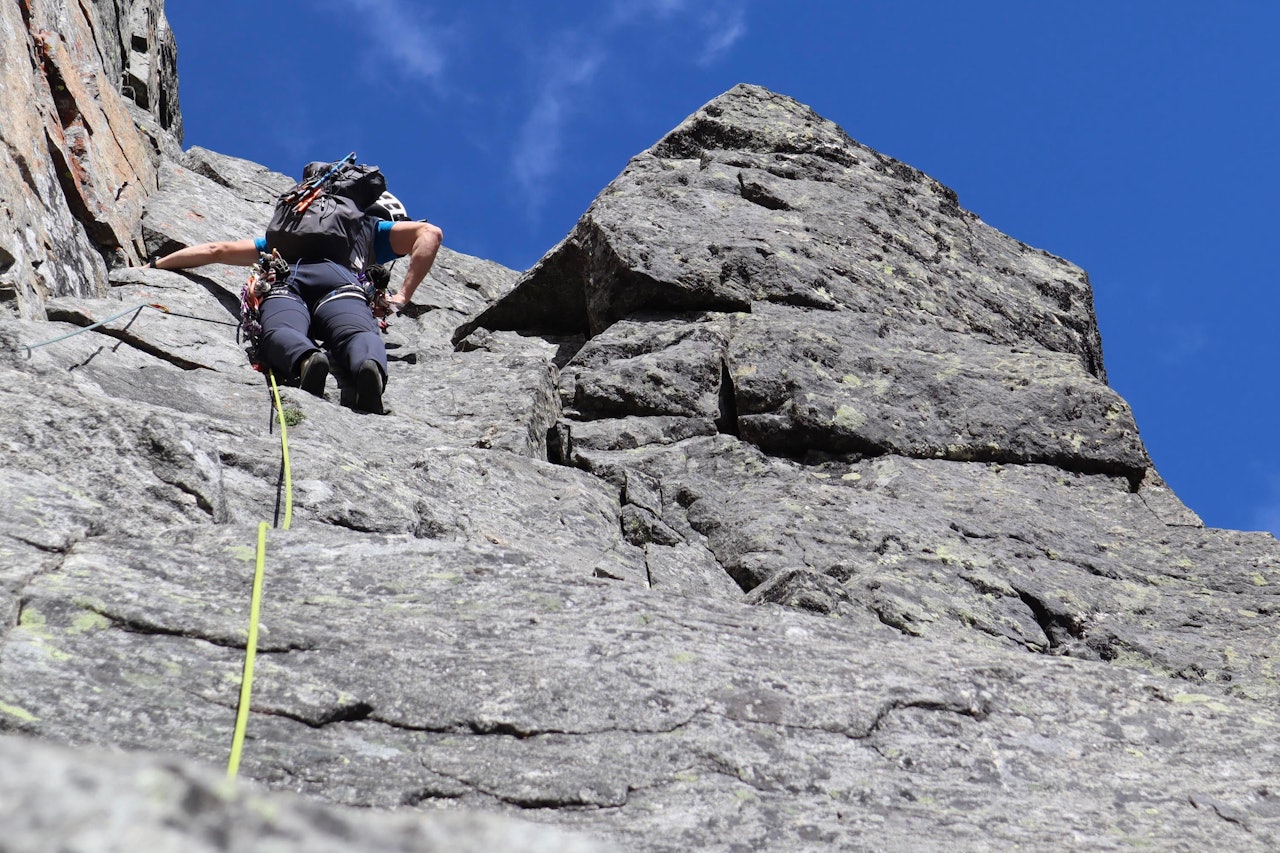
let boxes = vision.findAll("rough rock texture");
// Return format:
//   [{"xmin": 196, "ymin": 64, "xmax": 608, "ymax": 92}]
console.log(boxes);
[
  {"xmin": 0, "ymin": 0, "xmax": 178, "ymax": 319},
  {"xmin": 92, "ymin": 0, "xmax": 182, "ymax": 133},
  {"xmin": 0, "ymin": 735, "xmax": 603, "ymax": 853},
  {"xmin": 3, "ymin": 33, "xmax": 1280, "ymax": 851}
]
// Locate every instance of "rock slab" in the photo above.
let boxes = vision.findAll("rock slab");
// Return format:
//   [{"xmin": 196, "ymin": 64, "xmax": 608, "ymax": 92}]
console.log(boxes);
[{"xmin": 1, "ymin": 29, "xmax": 1279, "ymax": 853}]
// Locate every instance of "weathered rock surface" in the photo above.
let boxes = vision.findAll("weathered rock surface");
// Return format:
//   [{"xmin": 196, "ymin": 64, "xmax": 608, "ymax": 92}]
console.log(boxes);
[
  {"xmin": 0, "ymin": 0, "xmax": 179, "ymax": 318},
  {"xmin": 461, "ymin": 87, "xmax": 1107, "ymax": 375},
  {"xmin": 2, "ymin": 19, "xmax": 1280, "ymax": 850},
  {"xmin": 91, "ymin": 0, "xmax": 182, "ymax": 134},
  {"xmin": 0, "ymin": 734, "xmax": 603, "ymax": 853}
]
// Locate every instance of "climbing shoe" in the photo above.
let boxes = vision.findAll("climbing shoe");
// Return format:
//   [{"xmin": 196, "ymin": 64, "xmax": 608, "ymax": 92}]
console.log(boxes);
[
  {"xmin": 354, "ymin": 359, "xmax": 384, "ymax": 414},
  {"xmin": 299, "ymin": 350, "xmax": 329, "ymax": 397}
]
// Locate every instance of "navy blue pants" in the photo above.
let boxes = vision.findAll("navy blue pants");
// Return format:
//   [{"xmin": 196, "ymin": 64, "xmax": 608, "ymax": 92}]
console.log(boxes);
[{"xmin": 257, "ymin": 260, "xmax": 387, "ymax": 381}]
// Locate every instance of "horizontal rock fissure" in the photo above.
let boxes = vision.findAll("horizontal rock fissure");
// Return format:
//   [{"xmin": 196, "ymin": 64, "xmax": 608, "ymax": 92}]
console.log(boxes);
[
  {"xmin": 466, "ymin": 709, "xmax": 706, "ymax": 740},
  {"xmin": 419, "ymin": 766, "xmax": 625, "ymax": 811},
  {"xmin": 5, "ymin": 534, "xmax": 75, "ymax": 556},
  {"xmin": 255, "ymin": 702, "xmax": 375, "ymax": 730},
  {"xmin": 399, "ymin": 786, "xmax": 469, "ymax": 807},
  {"xmin": 864, "ymin": 698, "xmax": 991, "ymax": 739},
  {"xmin": 85, "ymin": 606, "xmax": 311, "ymax": 653},
  {"xmin": 746, "ymin": 437, "xmax": 1145, "ymax": 489},
  {"xmin": 949, "ymin": 521, "xmax": 998, "ymax": 541},
  {"xmin": 1188, "ymin": 793, "xmax": 1255, "ymax": 830},
  {"xmin": 760, "ymin": 291, "xmax": 841, "ymax": 311},
  {"xmin": 43, "ymin": 306, "xmax": 213, "ymax": 371},
  {"xmin": 159, "ymin": 479, "xmax": 219, "ymax": 518},
  {"xmin": 424, "ymin": 727, "xmax": 869, "ymax": 811},
  {"xmin": 349, "ymin": 708, "xmax": 707, "ymax": 741},
  {"xmin": 250, "ymin": 708, "xmax": 697, "ymax": 741},
  {"xmin": 327, "ymin": 517, "xmax": 390, "ymax": 535},
  {"xmin": 468, "ymin": 719, "xmax": 570, "ymax": 739}
]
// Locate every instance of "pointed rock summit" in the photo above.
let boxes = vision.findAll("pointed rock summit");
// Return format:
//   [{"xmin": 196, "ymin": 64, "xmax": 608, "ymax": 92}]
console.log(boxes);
[
  {"xmin": 469, "ymin": 85, "xmax": 1104, "ymax": 374},
  {"xmin": 3, "ymin": 14, "xmax": 1280, "ymax": 849},
  {"xmin": 465, "ymin": 84, "xmax": 1145, "ymax": 481}
]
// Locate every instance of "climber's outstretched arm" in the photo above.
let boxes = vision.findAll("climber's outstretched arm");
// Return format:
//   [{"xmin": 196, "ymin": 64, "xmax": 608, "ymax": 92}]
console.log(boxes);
[
  {"xmin": 152, "ymin": 239, "xmax": 259, "ymax": 270},
  {"xmin": 386, "ymin": 221, "xmax": 443, "ymax": 309}
]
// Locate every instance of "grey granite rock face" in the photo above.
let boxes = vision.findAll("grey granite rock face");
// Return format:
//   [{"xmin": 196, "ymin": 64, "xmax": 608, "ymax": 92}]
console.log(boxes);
[
  {"xmin": 462, "ymin": 85, "xmax": 1107, "ymax": 378},
  {"xmin": 0, "ymin": 0, "xmax": 178, "ymax": 318},
  {"xmin": 181, "ymin": 146, "xmax": 295, "ymax": 205},
  {"xmin": 5, "ymin": 526, "xmax": 1280, "ymax": 851},
  {"xmin": 92, "ymin": 0, "xmax": 182, "ymax": 137},
  {"xmin": 3, "ymin": 54, "xmax": 1280, "ymax": 853},
  {"xmin": 0, "ymin": 735, "xmax": 605, "ymax": 853},
  {"xmin": 465, "ymin": 84, "xmax": 1141, "ymax": 491}
]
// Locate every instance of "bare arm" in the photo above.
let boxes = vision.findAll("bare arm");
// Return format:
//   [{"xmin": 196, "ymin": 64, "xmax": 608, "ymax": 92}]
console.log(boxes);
[
  {"xmin": 386, "ymin": 222, "xmax": 443, "ymax": 309},
  {"xmin": 153, "ymin": 239, "xmax": 260, "ymax": 270}
]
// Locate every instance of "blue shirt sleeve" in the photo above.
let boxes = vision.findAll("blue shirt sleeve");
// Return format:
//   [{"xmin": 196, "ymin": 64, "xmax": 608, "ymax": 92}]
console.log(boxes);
[
  {"xmin": 374, "ymin": 220, "xmax": 397, "ymax": 264},
  {"xmin": 254, "ymin": 236, "xmax": 267, "ymax": 253}
]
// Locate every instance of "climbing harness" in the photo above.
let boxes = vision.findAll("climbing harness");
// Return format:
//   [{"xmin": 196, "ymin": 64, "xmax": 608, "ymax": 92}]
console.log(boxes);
[
  {"xmin": 314, "ymin": 265, "xmax": 396, "ymax": 331},
  {"xmin": 239, "ymin": 253, "xmax": 397, "ymax": 363}
]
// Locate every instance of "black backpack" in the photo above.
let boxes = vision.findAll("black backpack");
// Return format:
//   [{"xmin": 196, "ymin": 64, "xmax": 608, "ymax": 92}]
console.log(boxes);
[{"xmin": 265, "ymin": 153, "xmax": 387, "ymax": 268}]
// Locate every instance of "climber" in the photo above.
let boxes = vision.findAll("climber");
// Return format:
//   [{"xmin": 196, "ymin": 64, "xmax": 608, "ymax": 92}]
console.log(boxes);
[{"xmin": 148, "ymin": 163, "xmax": 442, "ymax": 415}]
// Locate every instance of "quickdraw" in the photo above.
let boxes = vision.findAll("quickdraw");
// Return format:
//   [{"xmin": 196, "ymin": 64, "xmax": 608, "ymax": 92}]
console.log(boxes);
[
  {"xmin": 238, "ymin": 250, "xmax": 291, "ymax": 372},
  {"xmin": 361, "ymin": 263, "xmax": 395, "ymax": 332}
]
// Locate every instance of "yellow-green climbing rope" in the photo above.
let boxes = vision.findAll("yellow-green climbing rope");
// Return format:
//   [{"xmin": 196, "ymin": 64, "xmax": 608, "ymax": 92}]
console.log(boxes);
[
  {"xmin": 227, "ymin": 371, "xmax": 295, "ymax": 778},
  {"xmin": 226, "ymin": 521, "xmax": 268, "ymax": 778},
  {"xmin": 268, "ymin": 370, "xmax": 293, "ymax": 531}
]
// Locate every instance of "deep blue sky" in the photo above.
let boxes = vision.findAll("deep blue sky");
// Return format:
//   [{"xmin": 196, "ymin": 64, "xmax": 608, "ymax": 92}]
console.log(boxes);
[{"xmin": 166, "ymin": 2, "xmax": 1279, "ymax": 536}]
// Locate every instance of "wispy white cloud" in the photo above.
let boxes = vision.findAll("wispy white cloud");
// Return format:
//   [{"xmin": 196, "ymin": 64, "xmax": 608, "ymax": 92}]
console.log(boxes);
[
  {"xmin": 326, "ymin": 0, "xmax": 448, "ymax": 85},
  {"xmin": 697, "ymin": 7, "xmax": 747, "ymax": 66},
  {"xmin": 608, "ymin": 0, "xmax": 689, "ymax": 25},
  {"xmin": 512, "ymin": 51, "xmax": 604, "ymax": 213},
  {"xmin": 510, "ymin": 2, "xmax": 749, "ymax": 215}
]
